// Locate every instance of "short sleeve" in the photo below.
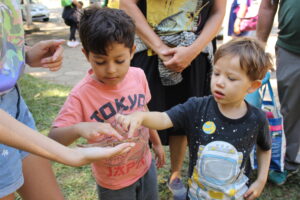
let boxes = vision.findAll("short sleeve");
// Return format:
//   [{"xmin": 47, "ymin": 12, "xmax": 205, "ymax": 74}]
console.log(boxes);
[
  {"xmin": 256, "ymin": 111, "xmax": 272, "ymax": 151},
  {"xmin": 52, "ymin": 94, "xmax": 84, "ymax": 128}
]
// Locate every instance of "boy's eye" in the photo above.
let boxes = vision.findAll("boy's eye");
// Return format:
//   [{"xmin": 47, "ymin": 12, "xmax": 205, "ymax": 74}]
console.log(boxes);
[
  {"xmin": 213, "ymin": 71, "xmax": 220, "ymax": 76},
  {"xmin": 115, "ymin": 60, "xmax": 125, "ymax": 64},
  {"xmin": 228, "ymin": 77, "xmax": 236, "ymax": 81},
  {"xmin": 95, "ymin": 61, "xmax": 105, "ymax": 65}
]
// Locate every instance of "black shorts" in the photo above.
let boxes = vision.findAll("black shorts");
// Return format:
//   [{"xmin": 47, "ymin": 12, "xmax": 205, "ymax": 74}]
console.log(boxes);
[{"xmin": 131, "ymin": 51, "xmax": 212, "ymax": 145}]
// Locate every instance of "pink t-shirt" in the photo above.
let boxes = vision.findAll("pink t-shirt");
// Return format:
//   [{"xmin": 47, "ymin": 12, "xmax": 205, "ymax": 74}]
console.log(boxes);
[{"xmin": 53, "ymin": 67, "xmax": 152, "ymax": 190}]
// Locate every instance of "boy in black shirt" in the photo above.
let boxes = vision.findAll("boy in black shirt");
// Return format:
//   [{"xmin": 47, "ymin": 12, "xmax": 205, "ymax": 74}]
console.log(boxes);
[{"xmin": 115, "ymin": 37, "xmax": 273, "ymax": 200}]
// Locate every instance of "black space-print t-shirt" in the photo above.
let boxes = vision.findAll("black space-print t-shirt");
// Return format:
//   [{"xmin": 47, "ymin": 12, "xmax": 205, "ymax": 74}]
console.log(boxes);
[{"xmin": 166, "ymin": 95, "xmax": 272, "ymax": 178}]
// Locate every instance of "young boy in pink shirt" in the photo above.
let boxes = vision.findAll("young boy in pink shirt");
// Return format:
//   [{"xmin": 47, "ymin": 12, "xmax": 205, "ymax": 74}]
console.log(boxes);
[{"xmin": 49, "ymin": 7, "xmax": 165, "ymax": 200}]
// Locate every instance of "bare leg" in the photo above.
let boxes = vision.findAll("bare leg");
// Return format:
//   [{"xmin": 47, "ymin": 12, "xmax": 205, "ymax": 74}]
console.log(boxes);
[
  {"xmin": 17, "ymin": 154, "xmax": 64, "ymax": 200},
  {"xmin": 0, "ymin": 193, "xmax": 14, "ymax": 200},
  {"xmin": 169, "ymin": 135, "xmax": 187, "ymax": 182}
]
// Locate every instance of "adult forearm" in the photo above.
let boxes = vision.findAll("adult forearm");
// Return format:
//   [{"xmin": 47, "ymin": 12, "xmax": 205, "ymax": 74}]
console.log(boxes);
[
  {"xmin": 0, "ymin": 110, "xmax": 79, "ymax": 165},
  {"xmin": 189, "ymin": 0, "xmax": 226, "ymax": 57},
  {"xmin": 256, "ymin": 0, "xmax": 278, "ymax": 43},
  {"xmin": 119, "ymin": 0, "xmax": 166, "ymax": 54}
]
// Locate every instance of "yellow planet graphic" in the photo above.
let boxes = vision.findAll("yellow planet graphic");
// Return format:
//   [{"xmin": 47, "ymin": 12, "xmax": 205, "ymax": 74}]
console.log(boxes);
[{"xmin": 202, "ymin": 121, "xmax": 216, "ymax": 134}]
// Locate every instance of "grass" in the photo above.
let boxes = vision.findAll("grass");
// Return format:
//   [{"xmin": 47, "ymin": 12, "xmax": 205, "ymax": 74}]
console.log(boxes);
[{"xmin": 19, "ymin": 74, "xmax": 300, "ymax": 200}]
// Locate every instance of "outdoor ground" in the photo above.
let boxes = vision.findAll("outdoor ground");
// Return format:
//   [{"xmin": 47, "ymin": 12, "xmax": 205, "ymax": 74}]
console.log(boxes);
[{"xmin": 20, "ymin": 1, "xmax": 300, "ymax": 200}]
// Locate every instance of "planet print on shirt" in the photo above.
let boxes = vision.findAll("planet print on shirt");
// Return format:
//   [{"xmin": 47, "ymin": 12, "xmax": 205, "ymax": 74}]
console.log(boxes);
[{"xmin": 202, "ymin": 121, "xmax": 216, "ymax": 134}]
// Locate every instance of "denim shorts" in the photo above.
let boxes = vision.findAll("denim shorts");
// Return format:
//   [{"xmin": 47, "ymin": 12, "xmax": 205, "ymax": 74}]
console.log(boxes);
[
  {"xmin": 0, "ymin": 86, "xmax": 36, "ymax": 198},
  {"xmin": 97, "ymin": 159, "xmax": 159, "ymax": 200}
]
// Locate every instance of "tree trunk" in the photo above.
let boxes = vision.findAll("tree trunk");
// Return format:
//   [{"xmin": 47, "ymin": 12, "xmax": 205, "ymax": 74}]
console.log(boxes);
[{"xmin": 24, "ymin": 0, "xmax": 32, "ymax": 27}]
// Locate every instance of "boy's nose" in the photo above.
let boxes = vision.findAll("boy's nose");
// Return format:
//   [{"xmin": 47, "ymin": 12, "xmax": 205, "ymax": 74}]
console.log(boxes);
[
  {"xmin": 106, "ymin": 64, "xmax": 117, "ymax": 73},
  {"xmin": 216, "ymin": 77, "xmax": 225, "ymax": 87}
]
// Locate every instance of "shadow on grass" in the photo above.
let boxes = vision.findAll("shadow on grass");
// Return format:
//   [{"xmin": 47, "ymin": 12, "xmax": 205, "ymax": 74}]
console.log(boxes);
[{"xmin": 19, "ymin": 74, "xmax": 70, "ymax": 133}]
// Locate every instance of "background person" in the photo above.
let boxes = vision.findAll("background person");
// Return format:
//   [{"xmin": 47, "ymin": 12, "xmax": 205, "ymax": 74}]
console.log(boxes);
[
  {"xmin": 228, "ymin": 0, "xmax": 260, "ymax": 37},
  {"xmin": 62, "ymin": 0, "xmax": 83, "ymax": 48},
  {"xmin": 256, "ymin": 0, "xmax": 300, "ymax": 185}
]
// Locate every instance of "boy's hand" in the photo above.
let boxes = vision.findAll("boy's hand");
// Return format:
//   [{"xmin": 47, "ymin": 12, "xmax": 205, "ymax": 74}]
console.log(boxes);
[
  {"xmin": 152, "ymin": 143, "xmax": 166, "ymax": 168},
  {"xmin": 244, "ymin": 179, "xmax": 266, "ymax": 200},
  {"xmin": 115, "ymin": 112, "xmax": 143, "ymax": 138},
  {"xmin": 26, "ymin": 39, "xmax": 65, "ymax": 71},
  {"xmin": 74, "ymin": 122, "xmax": 123, "ymax": 140}
]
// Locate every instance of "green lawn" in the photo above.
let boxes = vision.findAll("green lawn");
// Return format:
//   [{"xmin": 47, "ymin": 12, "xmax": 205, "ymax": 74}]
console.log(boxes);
[{"xmin": 19, "ymin": 74, "xmax": 300, "ymax": 200}]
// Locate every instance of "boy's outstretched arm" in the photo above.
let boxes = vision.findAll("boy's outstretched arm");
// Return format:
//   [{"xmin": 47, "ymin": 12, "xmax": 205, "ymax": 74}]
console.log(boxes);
[
  {"xmin": 49, "ymin": 122, "xmax": 123, "ymax": 146},
  {"xmin": 0, "ymin": 110, "xmax": 134, "ymax": 167},
  {"xmin": 244, "ymin": 147, "xmax": 271, "ymax": 200},
  {"xmin": 116, "ymin": 111, "xmax": 173, "ymax": 138}
]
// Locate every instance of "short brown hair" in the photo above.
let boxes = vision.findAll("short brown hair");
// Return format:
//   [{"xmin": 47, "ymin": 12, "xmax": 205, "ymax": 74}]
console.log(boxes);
[
  {"xmin": 79, "ymin": 7, "xmax": 135, "ymax": 55},
  {"xmin": 214, "ymin": 37, "xmax": 273, "ymax": 80}
]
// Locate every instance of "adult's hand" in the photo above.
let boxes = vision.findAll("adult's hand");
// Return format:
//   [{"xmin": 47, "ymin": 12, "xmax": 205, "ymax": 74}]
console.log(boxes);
[
  {"xmin": 74, "ymin": 143, "xmax": 135, "ymax": 166},
  {"xmin": 25, "ymin": 39, "xmax": 65, "ymax": 71},
  {"xmin": 162, "ymin": 46, "xmax": 196, "ymax": 72},
  {"xmin": 156, "ymin": 44, "xmax": 173, "ymax": 63}
]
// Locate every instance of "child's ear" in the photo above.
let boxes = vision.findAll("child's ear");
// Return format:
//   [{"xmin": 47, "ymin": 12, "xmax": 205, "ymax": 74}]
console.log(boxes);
[
  {"xmin": 130, "ymin": 45, "xmax": 136, "ymax": 59},
  {"xmin": 247, "ymin": 80, "xmax": 262, "ymax": 94},
  {"xmin": 81, "ymin": 48, "xmax": 90, "ymax": 61}
]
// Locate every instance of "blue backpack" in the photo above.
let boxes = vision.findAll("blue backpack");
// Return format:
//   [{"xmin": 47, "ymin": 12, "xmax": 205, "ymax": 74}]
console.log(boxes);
[{"xmin": 245, "ymin": 72, "xmax": 271, "ymax": 108}]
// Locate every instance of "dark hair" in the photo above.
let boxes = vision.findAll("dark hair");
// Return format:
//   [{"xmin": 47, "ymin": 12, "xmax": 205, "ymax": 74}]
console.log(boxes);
[
  {"xmin": 79, "ymin": 6, "xmax": 135, "ymax": 55},
  {"xmin": 214, "ymin": 37, "xmax": 273, "ymax": 81}
]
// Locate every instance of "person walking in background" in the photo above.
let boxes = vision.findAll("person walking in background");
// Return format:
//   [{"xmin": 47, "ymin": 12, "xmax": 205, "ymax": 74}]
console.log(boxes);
[
  {"xmin": 49, "ymin": 7, "xmax": 165, "ymax": 200},
  {"xmin": 0, "ymin": 1, "xmax": 66, "ymax": 199},
  {"xmin": 256, "ymin": 0, "xmax": 300, "ymax": 185},
  {"xmin": 228, "ymin": 0, "xmax": 260, "ymax": 37},
  {"xmin": 119, "ymin": 0, "xmax": 226, "ymax": 199},
  {"xmin": 115, "ymin": 37, "xmax": 273, "ymax": 200},
  {"xmin": 62, "ymin": 0, "xmax": 83, "ymax": 48}
]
